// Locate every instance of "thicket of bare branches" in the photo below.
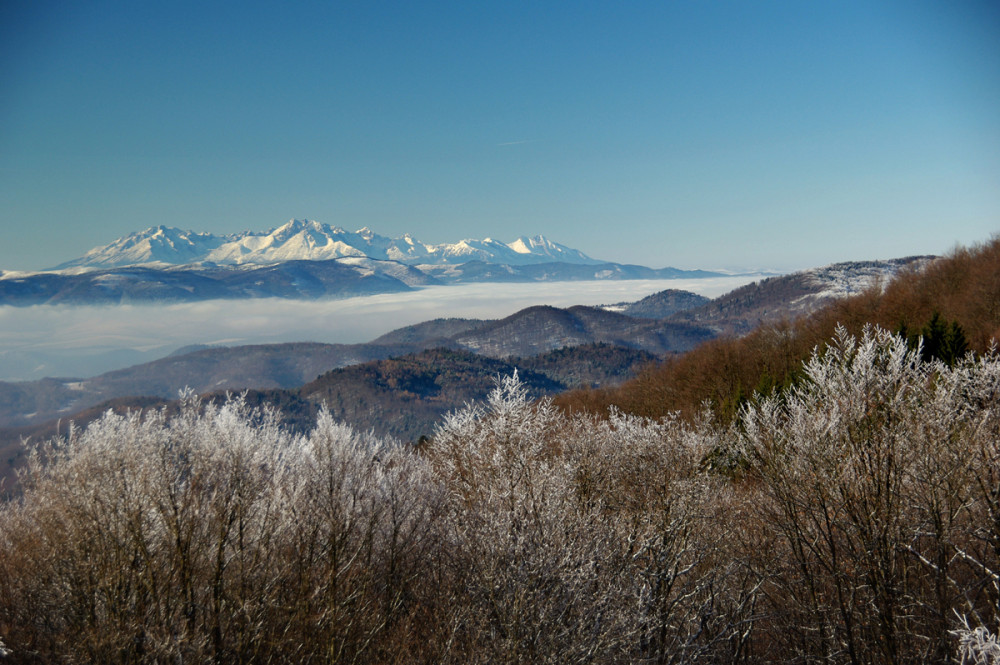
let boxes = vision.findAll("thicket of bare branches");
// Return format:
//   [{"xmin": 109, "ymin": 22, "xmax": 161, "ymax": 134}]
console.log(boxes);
[
  {"xmin": 736, "ymin": 327, "xmax": 1000, "ymax": 663},
  {"xmin": 2, "ymin": 328, "xmax": 1000, "ymax": 663}
]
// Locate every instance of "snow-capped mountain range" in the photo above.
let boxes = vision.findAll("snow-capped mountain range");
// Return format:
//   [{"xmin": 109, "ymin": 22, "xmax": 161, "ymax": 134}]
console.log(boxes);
[
  {"xmin": 0, "ymin": 219, "xmax": 732, "ymax": 307},
  {"xmin": 54, "ymin": 220, "xmax": 602, "ymax": 270}
]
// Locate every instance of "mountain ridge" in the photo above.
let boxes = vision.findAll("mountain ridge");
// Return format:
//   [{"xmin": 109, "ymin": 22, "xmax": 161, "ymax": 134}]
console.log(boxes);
[
  {"xmin": 0, "ymin": 219, "xmax": 734, "ymax": 307},
  {"xmin": 0, "ymin": 251, "xmax": 941, "ymax": 481},
  {"xmin": 52, "ymin": 220, "xmax": 604, "ymax": 270},
  {"xmin": 0, "ymin": 303, "xmax": 713, "ymax": 431},
  {"xmin": 0, "ymin": 255, "xmax": 922, "ymax": 429}
]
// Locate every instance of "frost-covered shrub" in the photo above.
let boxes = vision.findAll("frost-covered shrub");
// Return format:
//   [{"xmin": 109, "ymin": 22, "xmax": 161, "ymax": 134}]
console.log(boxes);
[
  {"xmin": 430, "ymin": 373, "xmax": 754, "ymax": 664},
  {"xmin": 0, "ymin": 394, "xmax": 445, "ymax": 664},
  {"xmin": 954, "ymin": 616, "xmax": 1000, "ymax": 665},
  {"xmin": 739, "ymin": 326, "xmax": 1000, "ymax": 663}
]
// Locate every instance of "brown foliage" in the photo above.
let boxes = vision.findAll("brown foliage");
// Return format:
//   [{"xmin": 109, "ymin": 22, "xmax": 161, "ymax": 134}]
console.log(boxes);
[{"xmin": 557, "ymin": 236, "xmax": 1000, "ymax": 422}]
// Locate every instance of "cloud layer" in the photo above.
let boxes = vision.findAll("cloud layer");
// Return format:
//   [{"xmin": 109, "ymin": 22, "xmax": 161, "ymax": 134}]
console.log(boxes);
[{"xmin": 0, "ymin": 278, "xmax": 756, "ymax": 380}]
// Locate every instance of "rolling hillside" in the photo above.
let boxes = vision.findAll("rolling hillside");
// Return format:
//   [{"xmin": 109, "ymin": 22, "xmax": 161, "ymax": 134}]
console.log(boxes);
[
  {"xmin": 556, "ymin": 241, "xmax": 998, "ymax": 422},
  {"xmin": 0, "ymin": 304, "xmax": 713, "ymax": 431}
]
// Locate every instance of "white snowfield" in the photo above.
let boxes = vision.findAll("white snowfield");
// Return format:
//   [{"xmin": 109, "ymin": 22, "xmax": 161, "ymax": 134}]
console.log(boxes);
[{"xmin": 53, "ymin": 219, "xmax": 603, "ymax": 270}]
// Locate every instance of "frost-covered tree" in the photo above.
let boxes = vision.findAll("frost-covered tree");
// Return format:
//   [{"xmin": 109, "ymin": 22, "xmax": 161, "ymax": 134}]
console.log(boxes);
[
  {"xmin": 3, "ymin": 329, "xmax": 1000, "ymax": 663},
  {"xmin": 0, "ymin": 393, "xmax": 295, "ymax": 660},
  {"xmin": 0, "ymin": 394, "xmax": 445, "ymax": 663},
  {"xmin": 431, "ymin": 374, "xmax": 630, "ymax": 663},
  {"xmin": 430, "ymin": 373, "xmax": 756, "ymax": 664},
  {"xmin": 738, "ymin": 326, "xmax": 1000, "ymax": 663},
  {"xmin": 954, "ymin": 616, "xmax": 1000, "ymax": 665}
]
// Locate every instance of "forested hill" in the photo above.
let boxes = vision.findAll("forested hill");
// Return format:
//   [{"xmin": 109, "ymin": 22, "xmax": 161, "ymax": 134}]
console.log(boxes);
[
  {"xmin": 0, "ymin": 304, "xmax": 711, "ymax": 433},
  {"xmin": 557, "ymin": 239, "xmax": 1000, "ymax": 422},
  {"xmin": 0, "ymin": 344, "xmax": 659, "ymax": 469},
  {"xmin": 664, "ymin": 255, "xmax": 932, "ymax": 336},
  {"xmin": 278, "ymin": 344, "xmax": 659, "ymax": 442}
]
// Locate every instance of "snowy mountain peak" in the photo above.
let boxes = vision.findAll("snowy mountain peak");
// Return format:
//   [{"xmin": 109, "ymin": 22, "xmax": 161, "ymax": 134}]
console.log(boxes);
[
  {"xmin": 53, "ymin": 221, "xmax": 604, "ymax": 270},
  {"xmin": 55, "ymin": 226, "xmax": 226, "ymax": 269},
  {"xmin": 509, "ymin": 235, "xmax": 555, "ymax": 254},
  {"xmin": 506, "ymin": 234, "xmax": 595, "ymax": 263},
  {"xmin": 268, "ymin": 219, "xmax": 331, "ymax": 241}
]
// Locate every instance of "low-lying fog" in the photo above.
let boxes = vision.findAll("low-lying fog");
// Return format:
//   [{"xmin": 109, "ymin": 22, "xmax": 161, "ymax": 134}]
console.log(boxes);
[{"xmin": 0, "ymin": 277, "xmax": 759, "ymax": 381}]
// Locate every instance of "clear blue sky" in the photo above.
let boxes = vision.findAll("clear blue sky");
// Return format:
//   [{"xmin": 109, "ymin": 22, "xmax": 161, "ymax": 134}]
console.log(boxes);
[{"xmin": 2, "ymin": 0, "xmax": 998, "ymax": 272}]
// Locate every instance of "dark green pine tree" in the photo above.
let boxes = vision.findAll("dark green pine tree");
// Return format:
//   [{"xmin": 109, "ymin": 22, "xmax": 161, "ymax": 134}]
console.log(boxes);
[
  {"xmin": 917, "ymin": 312, "xmax": 969, "ymax": 366},
  {"xmin": 920, "ymin": 312, "xmax": 949, "ymax": 364},
  {"xmin": 943, "ymin": 320, "xmax": 969, "ymax": 365}
]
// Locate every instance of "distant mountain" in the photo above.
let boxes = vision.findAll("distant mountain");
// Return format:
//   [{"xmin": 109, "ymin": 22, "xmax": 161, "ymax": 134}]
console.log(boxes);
[
  {"xmin": 0, "ymin": 259, "xmax": 424, "ymax": 305},
  {"xmin": 0, "ymin": 345, "xmax": 661, "ymax": 458},
  {"xmin": 0, "ymin": 303, "xmax": 714, "ymax": 430},
  {"xmin": 0, "ymin": 257, "xmax": 727, "ymax": 306},
  {"xmin": 667, "ymin": 256, "xmax": 934, "ymax": 335},
  {"xmin": 53, "ymin": 220, "xmax": 603, "ymax": 270},
  {"xmin": 602, "ymin": 289, "xmax": 712, "ymax": 318},
  {"xmin": 0, "ymin": 341, "xmax": 416, "ymax": 430},
  {"xmin": 0, "ymin": 219, "xmax": 734, "ymax": 306},
  {"xmin": 451, "ymin": 305, "xmax": 714, "ymax": 358},
  {"xmin": 369, "ymin": 318, "xmax": 491, "ymax": 345},
  {"xmin": 418, "ymin": 261, "xmax": 723, "ymax": 283}
]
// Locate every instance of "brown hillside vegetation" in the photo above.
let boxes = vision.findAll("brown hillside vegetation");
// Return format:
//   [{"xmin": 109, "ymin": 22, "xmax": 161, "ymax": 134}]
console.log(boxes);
[
  {"xmin": 556, "ymin": 237, "xmax": 1000, "ymax": 422},
  {"xmin": 666, "ymin": 256, "xmax": 931, "ymax": 336}
]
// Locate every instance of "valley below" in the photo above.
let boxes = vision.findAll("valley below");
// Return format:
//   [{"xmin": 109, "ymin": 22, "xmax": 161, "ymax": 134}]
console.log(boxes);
[
  {"xmin": 0, "ymin": 256, "xmax": 928, "ymax": 478},
  {"xmin": 0, "ymin": 277, "xmax": 757, "ymax": 381}
]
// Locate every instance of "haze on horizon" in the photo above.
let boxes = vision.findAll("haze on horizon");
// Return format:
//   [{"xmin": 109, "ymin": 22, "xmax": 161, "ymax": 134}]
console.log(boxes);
[
  {"xmin": 2, "ymin": 1, "xmax": 998, "ymax": 273},
  {"xmin": 0, "ymin": 277, "xmax": 756, "ymax": 381}
]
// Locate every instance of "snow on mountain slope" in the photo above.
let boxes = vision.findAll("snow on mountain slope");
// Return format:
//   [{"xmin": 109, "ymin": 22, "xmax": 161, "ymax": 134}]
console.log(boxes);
[
  {"xmin": 335, "ymin": 256, "xmax": 439, "ymax": 287},
  {"xmin": 666, "ymin": 255, "xmax": 935, "ymax": 336},
  {"xmin": 53, "ymin": 220, "xmax": 603, "ymax": 270},
  {"xmin": 791, "ymin": 257, "xmax": 935, "ymax": 307},
  {"xmin": 204, "ymin": 220, "xmax": 371, "ymax": 264},
  {"xmin": 56, "ymin": 226, "xmax": 230, "ymax": 269},
  {"xmin": 507, "ymin": 235, "xmax": 596, "ymax": 263}
]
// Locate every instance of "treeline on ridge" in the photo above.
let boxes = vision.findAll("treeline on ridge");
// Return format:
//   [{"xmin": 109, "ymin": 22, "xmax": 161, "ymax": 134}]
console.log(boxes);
[{"xmin": 556, "ymin": 236, "xmax": 1000, "ymax": 422}]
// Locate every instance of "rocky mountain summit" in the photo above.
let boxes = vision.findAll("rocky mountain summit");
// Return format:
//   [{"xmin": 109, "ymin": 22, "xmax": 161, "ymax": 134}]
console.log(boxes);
[
  {"xmin": 52, "ymin": 220, "xmax": 602, "ymax": 270},
  {"xmin": 0, "ymin": 220, "xmax": 726, "ymax": 306}
]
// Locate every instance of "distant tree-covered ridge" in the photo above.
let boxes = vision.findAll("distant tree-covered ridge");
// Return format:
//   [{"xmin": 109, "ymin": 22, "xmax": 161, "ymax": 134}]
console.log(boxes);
[
  {"xmin": 557, "ymin": 237, "xmax": 1000, "ymax": 422},
  {"xmin": 292, "ymin": 344, "xmax": 660, "ymax": 442}
]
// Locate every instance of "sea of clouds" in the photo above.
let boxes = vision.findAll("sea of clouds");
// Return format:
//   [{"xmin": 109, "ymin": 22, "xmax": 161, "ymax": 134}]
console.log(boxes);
[{"xmin": 0, "ymin": 277, "xmax": 759, "ymax": 381}]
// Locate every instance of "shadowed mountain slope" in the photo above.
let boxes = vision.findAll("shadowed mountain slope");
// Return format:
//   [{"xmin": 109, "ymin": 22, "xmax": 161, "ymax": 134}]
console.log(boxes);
[
  {"xmin": 0, "ymin": 344, "xmax": 659, "ymax": 474},
  {"xmin": 0, "ymin": 260, "xmax": 425, "ymax": 306},
  {"xmin": 0, "ymin": 342, "xmax": 418, "ymax": 430},
  {"xmin": 0, "ymin": 305, "xmax": 712, "ymax": 431},
  {"xmin": 287, "ymin": 343, "xmax": 659, "ymax": 441},
  {"xmin": 557, "ymin": 242, "xmax": 997, "ymax": 423},
  {"xmin": 666, "ymin": 256, "xmax": 933, "ymax": 335},
  {"xmin": 604, "ymin": 289, "xmax": 711, "ymax": 319},
  {"xmin": 451, "ymin": 305, "xmax": 715, "ymax": 357}
]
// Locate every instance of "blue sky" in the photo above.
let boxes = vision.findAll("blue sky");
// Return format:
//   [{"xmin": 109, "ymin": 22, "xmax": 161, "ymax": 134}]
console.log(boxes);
[{"xmin": 2, "ymin": 0, "xmax": 998, "ymax": 272}]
